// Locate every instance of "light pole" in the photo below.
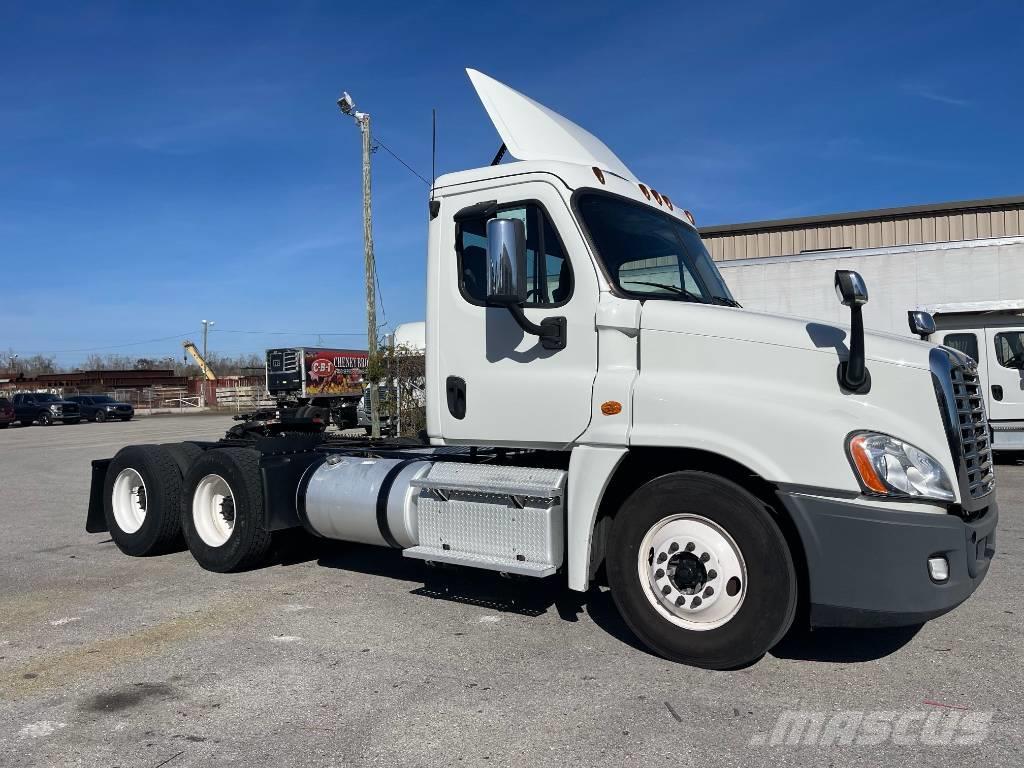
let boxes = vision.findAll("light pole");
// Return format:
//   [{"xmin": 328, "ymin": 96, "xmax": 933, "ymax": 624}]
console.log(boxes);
[
  {"xmin": 201, "ymin": 319, "xmax": 214, "ymax": 407},
  {"xmin": 338, "ymin": 90, "xmax": 380, "ymax": 438}
]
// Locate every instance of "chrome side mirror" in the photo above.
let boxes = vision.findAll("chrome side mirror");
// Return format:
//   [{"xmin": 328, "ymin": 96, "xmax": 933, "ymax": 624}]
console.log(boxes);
[
  {"xmin": 486, "ymin": 217, "xmax": 527, "ymax": 306},
  {"xmin": 908, "ymin": 310, "xmax": 936, "ymax": 340}
]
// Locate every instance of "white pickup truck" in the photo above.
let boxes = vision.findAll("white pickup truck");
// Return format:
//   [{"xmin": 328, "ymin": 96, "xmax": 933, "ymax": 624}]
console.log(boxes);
[{"xmin": 86, "ymin": 69, "xmax": 997, "ymax": 669}]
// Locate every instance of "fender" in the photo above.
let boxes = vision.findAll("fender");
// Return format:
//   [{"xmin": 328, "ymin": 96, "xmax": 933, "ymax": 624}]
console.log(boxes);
[{"xmin": 567, "ymin": 444, "xmax": 627, "ymax": 591}]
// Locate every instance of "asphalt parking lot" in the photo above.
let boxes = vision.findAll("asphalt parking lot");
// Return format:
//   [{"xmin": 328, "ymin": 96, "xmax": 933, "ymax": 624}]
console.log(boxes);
[{"xmin": 0, "ymin": 415, "xmax": 1021, "ymax": 767}]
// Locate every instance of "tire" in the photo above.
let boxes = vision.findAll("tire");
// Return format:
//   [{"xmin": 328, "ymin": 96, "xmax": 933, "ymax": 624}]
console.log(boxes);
[
  {"xmin": 181, "ymin": 448, "xmax": 271, "ymax": 572},
  {"xmin": 606, "ymin": 471, "xmax": 797, "ymax": 670},
  {"xmin": 103, "ymin": 444, "xmax": 185, "ymax": 556},
  {"xmin": 94, "ymin": 410, "xmax": 106, "ymax": 423},
  {"xmin": 37, "ymin": 411, "xmax": 53, "ymax": 426},
  {"xmin": 163, "ymin": 441, "xmax": 204, "ymax": 477}
]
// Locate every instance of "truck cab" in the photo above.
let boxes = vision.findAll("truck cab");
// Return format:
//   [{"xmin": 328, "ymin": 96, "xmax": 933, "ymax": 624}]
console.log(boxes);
[
  {"xmin": 87, "ymin": 69, "xmax": 999, "ymax": 669},
  {"xmin": 919, "ymin": 301, "xmax": 1024, "ymax": 451}
]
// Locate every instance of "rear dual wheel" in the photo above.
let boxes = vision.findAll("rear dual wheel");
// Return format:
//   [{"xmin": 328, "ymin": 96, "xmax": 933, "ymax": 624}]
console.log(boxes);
[
  {"xmin": 104, "ymin": 445, "xmax": 185, "ymax": 556},
  {"xmin": 181, "ymin": 448, "xmax": 271, "ymax": 572},
  {"xmin": 606, "ymin": 471, "xmax": 797, "ymax": 670}
]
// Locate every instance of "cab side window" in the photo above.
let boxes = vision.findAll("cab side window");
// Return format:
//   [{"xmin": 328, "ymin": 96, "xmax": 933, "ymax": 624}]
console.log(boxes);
[
  {"xmin": 994, "ymin": 331, "xmax": 1024, "ymax": 369},
  {"xmin": 943, "ymin": 333, "xmax": 979, "ymax": 363},
  {"xmin": 456, "ymin": 203, "xmax": 572, "ymax": 307}
]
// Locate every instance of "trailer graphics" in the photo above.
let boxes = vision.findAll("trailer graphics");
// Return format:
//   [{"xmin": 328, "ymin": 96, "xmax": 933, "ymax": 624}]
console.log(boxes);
[{"xmin": 85, "ymin": 69, "xmax": 997, "ymax": 669}]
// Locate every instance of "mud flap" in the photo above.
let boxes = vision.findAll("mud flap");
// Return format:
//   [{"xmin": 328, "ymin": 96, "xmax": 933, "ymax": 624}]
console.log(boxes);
[{"xmin": 86, "ymin": 458, "xmax": 112, "ymax": 533}]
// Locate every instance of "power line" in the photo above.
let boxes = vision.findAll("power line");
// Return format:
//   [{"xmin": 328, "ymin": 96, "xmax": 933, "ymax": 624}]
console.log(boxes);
[
  {"xmin": 211, "ymin": 329, "xmax": 366, "ymax": 336},
  {"xmin": 16, "ymin": 332, "xmax": 196, "ymax": 356},
  {"xmin": 371, "ymin": 133, "xmax": 431, "ymax": 186}
]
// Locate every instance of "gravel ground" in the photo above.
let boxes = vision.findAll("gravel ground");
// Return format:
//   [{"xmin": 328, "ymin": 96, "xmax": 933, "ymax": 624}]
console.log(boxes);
[{"xmin": 0, "ymin": 415, "xmax": 1020, "ymax": 767}]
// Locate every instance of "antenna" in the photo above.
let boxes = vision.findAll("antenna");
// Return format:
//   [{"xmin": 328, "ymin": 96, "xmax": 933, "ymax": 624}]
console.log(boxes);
[{"xmin": 431, "ymin": 108, "xmax": 436, "ymax": 200}]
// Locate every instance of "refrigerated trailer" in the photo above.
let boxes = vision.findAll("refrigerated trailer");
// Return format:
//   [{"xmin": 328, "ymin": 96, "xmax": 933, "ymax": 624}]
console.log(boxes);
[
  {"xmin": 85, "ymin": 69, "xmax": 998, "ymax": 669},
  {"xmin": 718, "ymin": 243, "xmax": 1024, "ymax": 450},
  {"xmin": 265, "ymin": 346, "xmax": 368, "ymax": 429}
]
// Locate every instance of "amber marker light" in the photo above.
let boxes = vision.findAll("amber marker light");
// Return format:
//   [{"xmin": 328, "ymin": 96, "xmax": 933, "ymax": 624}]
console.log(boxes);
[
  {"xmin": 848, "ymin": 434, "xmax": 889, "ymax": 494},
  {"xmin": 601, "ymin": 401, "xmax": 623, "ymax": 416}
]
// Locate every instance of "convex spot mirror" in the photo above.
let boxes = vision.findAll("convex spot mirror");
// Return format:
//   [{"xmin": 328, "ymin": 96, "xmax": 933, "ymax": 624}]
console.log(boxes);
[
  {"xmin": 485, "ymin": 217, "xmax": 527, "ymax": 306},
  {"xmin": 908, "ymin": 310, "xmax": 936, "ymax": 340}
]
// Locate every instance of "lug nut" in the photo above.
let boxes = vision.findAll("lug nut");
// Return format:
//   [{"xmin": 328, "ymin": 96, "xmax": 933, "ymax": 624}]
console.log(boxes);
[
  {"xmin": 669, "ymin": 542, "xmax": 679, "ymax": 553},
  {"xmin": 691, "ymin": 596, "xmax": 702, "ymax": 608},
  {"xmin": 675, "ymin": 596, "xmax": 686, "ymax": 607},
  {"xmin": 655, "ymin": 568, "xmax": 665, "ymax": 579},
  {"xmin": 685, "ymin": 542, "xmax": 695, "ymax": 552},
  {"xmin": 703, "ymin": 586, "xmax": 714, "ymax": 598},
  {"xmin": 657, "ymin": 552, "xmax": 667, "ymax": 564},
  {"xmin": 707, "ymin": 569, "xmax": 717, "ymax": 580},
  {"xmin": 662, "ymin": 585, "xmax": 672, "ymax": 596},
  {"xmin": 700, "ymin": 552, "xmax": 710, "ymax": 563}
]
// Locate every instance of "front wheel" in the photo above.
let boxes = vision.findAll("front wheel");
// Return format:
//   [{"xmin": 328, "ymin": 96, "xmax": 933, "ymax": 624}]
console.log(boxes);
[
  {"xmin": 606, "ymin": 471, "xmax": 797, "ymax": 670},
  {"xmin": 37, "ymin": 412, "xmax": 53, "ymax": 426},
  {"xmin": 94, "ymin": 410, "xmax": 106, "ymax": 423},
  {"xmin": 182, "ymin": 448, "xmax": 271, "ymax": 572}
]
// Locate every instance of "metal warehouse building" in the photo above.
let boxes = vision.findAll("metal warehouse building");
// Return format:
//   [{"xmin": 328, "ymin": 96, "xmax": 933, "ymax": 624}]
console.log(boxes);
[
  {"xmin": 701, "ymin": 195, "xmax": 1024, "ymax": 261},
  {"xmin": 701, "ymin": 195, "xmax": 1024, "ymax": 336}
]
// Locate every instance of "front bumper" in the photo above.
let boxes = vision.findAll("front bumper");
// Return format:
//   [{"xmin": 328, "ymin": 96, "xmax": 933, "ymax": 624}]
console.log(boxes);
[{"xmin": 778, "ymin": 490, "xmax": 997, "ymax": 628}]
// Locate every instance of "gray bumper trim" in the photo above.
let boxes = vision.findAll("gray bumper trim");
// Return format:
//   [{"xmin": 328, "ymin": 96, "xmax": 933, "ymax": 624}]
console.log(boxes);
[{"xmin": 777, "ymin": 491, "xmax": 997, "ymax": 628}]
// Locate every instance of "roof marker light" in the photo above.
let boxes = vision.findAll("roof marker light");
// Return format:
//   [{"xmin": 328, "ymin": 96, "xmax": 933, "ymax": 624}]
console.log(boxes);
[
  {"xmin": 662, "ymin": 194, "xmax": 674, "ymax": 211},
  {"xmin": 651, "ymin": 189, "xmax": 663, "ymax": 205},
  {"xmin": 638, "ymin": 184, "xmax": 651, "ymax": 200},
  {"xmin": 592, "ymin": 167, "xmax": 606, "ymax": 184},
  {"xmin": 683, "ymin": 209, "xmax": 696, "ymax": 226}
]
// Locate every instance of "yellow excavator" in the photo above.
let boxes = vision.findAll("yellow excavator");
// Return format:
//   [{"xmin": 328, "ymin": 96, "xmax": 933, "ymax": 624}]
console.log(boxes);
[{"xmin": 182, "ymin": 340, "xmax": 217, "ymax": 381}]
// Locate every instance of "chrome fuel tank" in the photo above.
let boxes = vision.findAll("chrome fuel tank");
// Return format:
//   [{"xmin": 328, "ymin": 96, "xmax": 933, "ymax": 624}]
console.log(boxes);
[{"xmin": 299, "ymin": 455, "xmax": 432, "ymax": 547}]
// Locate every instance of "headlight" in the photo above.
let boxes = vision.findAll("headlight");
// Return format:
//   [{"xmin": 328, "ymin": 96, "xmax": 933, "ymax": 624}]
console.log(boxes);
[
  {"xmin": 847, "ymin": 432, "xmax": 955, "ymax": 502},
  {"xmin": 49, "ymin": 404, "xmax": 61, "ymax": 413},
  {"xmin": 105, "ymin": 405, "xmax": 117, "ymax": 411}
]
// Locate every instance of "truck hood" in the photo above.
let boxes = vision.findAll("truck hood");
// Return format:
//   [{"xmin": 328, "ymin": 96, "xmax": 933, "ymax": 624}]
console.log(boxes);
[{"xmin": 640, "ymin": 301, "xmax": 934, "ymax": 371}]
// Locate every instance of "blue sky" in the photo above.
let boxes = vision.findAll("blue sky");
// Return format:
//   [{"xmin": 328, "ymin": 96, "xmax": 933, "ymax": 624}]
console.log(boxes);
[{"xmin": 1, "ymin": 1, "xmax": 1021, "ymax": 365}]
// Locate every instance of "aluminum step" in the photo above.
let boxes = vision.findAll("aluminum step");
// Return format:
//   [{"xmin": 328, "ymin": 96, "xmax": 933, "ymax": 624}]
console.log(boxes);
[
  {"xmin": 410, "ymin": 462, "xmax": 565, "ymax": 499},
  {"xmin": 406, "ymin": 462, "xmax": 566, "ymax": 578},
  {"xmin": 402, "ymin": 546, "xmax": 557, "ymax": 577}
]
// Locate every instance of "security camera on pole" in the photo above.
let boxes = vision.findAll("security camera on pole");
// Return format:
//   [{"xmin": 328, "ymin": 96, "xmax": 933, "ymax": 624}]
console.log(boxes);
[{"xmin": 337, "ymin": 90, "xmax": 380, "ymax": 439}]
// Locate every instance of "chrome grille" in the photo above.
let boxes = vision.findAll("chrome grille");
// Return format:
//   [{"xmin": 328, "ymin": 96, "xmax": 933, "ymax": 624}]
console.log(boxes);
[{"xmin": 950, "ymin": 363, "xmax": 994, "ymax": 498}]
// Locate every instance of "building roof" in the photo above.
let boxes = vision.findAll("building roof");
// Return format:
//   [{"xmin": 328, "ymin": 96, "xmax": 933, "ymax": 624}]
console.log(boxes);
[{"xmin": 701, "ymin": 194, "xmax": 1024, "ymax": 235}]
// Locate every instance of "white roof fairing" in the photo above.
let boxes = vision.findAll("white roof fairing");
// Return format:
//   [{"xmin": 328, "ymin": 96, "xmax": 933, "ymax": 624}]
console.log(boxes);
[{"xmin": 467, "ymin": 69, "xmax": 638, "ymax": 183}]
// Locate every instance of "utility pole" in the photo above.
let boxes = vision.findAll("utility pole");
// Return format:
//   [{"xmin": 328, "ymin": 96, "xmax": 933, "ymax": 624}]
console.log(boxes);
[
  {"xmin": 201, "ymin": 319, "xmax": 214, "ymax": 407},
  {"xmin": 338, "ymin": 90, "xmax": 380, "ymax": 438}
]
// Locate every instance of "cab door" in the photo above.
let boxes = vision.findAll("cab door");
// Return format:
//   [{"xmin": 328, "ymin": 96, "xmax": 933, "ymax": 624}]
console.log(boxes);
[
  {"xmin": 434, "ymin": 180, "xmax": 599, "ymax": 447},
  {"xmin": 984, "ymin": 326, "xmax": 1024, "ymax": 421}
]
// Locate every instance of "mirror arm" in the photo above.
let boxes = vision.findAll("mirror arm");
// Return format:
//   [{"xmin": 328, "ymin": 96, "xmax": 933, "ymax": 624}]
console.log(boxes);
[
  {"xmin": 506, "ymin": 304, "xmax": 567, "ymax": 350},
  {"xmin": 838, "ymin": 304, "xmax": 870, "ymax": 393}
]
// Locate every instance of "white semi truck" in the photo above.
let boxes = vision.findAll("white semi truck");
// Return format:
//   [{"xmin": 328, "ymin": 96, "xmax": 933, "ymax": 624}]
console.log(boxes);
[{"xmin": 85, "ymin": 70, "xmax": 998, "ymax": 669}]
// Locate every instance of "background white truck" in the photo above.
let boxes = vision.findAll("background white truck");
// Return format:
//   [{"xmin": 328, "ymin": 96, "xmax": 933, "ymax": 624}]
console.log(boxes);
[
  {"xmin": 718, "ymin": 246, "xmax": 1024, "ymax": 450},
  {"xmin": 85, "ymin": 69, "xmax": 998, "ymax": 669}
]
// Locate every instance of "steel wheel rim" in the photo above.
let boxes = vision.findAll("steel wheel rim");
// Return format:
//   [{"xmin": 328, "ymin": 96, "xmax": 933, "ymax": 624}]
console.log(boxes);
[
  {"xmin": 637, "ymin": 514, "xmax": 748, "ymax": 631},
  {"xmin": 192, "ymin": 474, "xmax": 236, "ymax": 548},
  {"xmin": 112, "ymin": 468, "xmax": 147, "ymax": 534}
]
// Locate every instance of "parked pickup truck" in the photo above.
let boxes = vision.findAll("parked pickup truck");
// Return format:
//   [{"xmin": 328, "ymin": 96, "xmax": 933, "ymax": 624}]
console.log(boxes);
[{"xmin": 12, "ymin": 392, "xmax": 81, "ymax": 425}]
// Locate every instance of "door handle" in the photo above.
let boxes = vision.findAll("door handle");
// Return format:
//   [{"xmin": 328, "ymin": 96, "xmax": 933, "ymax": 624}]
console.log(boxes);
[
  {"xmin": 992, "ymin": 385, "xmax": 1003, "ymax": 401},
  {"xmin": 446, "ymin": 376, "xmax": 467, "ymax": 419}
]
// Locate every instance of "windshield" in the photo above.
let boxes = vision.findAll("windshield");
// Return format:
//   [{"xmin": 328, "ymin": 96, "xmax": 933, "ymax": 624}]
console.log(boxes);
[
  {"xmin": 576, "ymin": 192, "xmax": 737, "ymax": 306},
  {"xmin": 91, "ymin": 395, "xmax": 115, "ymax": 403},
  {"xmin": 36, "ymin": 393, "xmax": 60, "ymax": 402}
]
